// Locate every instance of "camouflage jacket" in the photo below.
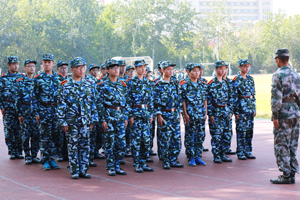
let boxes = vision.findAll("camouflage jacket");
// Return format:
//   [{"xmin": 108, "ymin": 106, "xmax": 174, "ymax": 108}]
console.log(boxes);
[
  {"xmin": 200, "ymin": 77, "xmax": 208, "ymax": 84},
  {"xmin": 0, "ymin": 72, "xmax": 24, "ymax": 110},
  {"xmin": 207, "ymin": 77, "xmax": 233, "ymax": 117},
  {"xmin": 153, "ymin": 78, "xmax": 182, "ymax": 119},
  {"xmin": 180, "ymin": 78, "xmax": 207, "ymax": 120},
  {"xmin": 119, "ymin": 74, "xmax": 130, "ymax": 81},
  {"xmin": 57, "ymin": 77, "xmax": 98, "ymax": 126},
  {"xmin": 271, "ymin": 66, "xmax": 300, "ymax": 120},
  {"xmin": 31, "ymin": 72, "xmax": 64, "ymax": 117},
  {"xmin": 232, "ymin": 73, "xmax": 256, "ymax": 115},
  {"xmin": 16, "ymin": 76, "xmax": 34, "ymax": 117},
  {"xmin": 127, "ymin": 76, "xmax": 154, "ymax": 119},
  {"xmin": 96, "ymin": 74, "xmax": 109, "ymax": 84},
  {"xmin": 86, "ymin": 74, "xmax": 98, "ymax": 83},
  {"xmin": 96, "ymin": 78, "xmax": 129, "ymax": 123}
]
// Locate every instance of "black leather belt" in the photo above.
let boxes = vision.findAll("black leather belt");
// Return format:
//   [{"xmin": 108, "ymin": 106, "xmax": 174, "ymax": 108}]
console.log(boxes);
[
  {"xmin": 41, "ymin": 102, "xmax": 57, "ymax": 106},
  {"xmin": 161, "ymin": 108, "xmax": 176, "ymax": 112},
  {"xmin": 283, "ymin": 98, "xmax": 296, "ymax": 103},
  {"xmin": 105, "ymin": 105, "xmax": 123, "ymax": 110},
  {"xmin": 4, "ymin": 100, "xmax": 15, "ymax": 103},
  {"xmin": 213, "ymin": 104, "xmax": 227, "ymax": 108}
]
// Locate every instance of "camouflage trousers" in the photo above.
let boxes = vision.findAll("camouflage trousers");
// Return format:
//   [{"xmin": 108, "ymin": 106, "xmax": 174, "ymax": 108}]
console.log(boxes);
[
  {"xmin": 223, "ymin": 118, "xmax": 233, "ymax": 152},
  {"xmin": 67, "ymin": 124, "xmax": 90, "ymax": 175},
  {"xmin": 156, "ymin": 117, "xmax": 162, "ymax": 159},
  {"xmin": 130, "ymin": 118, "xmax": 150, "ymax": 167},
  {"xmin": 125, "ymin": 124, "xmax": 131, "ymax": 151},
  {"xmin": 3, "ymin": 109, "xmax": 22, "ymax": 155},
  {"xmin": 209, "ymin": 116, "xmax": 231, "ymax": 158},
  {"xmin": 104, "ymin": 119, "xmax": 126, "ymax": 170},
  {"xmin": 157, "ymin": 116, "xmax": 181, "ymax": 165},
  {"xmin": 58, "ymin": 129, "xmax": 68, "ymax": 159},
  {"xmin": 39, "ymin": 118, "xmax": 60, "ymax": 163},
  {"xmin": 185, "ymin": 119, "xmax": 205, "ymax": 160},
  {"xmin": 274, "ymin": 118, "xmax": 299, "ymax": 175},
  {"xmin": 89, "ymin": 125, "xmax": 97, "ymax": 160},
  {"xmin": 236, "ymin": 113, "xmax": 254, "ymax": 156},
  {"xmin": 21, "ymin": 114, "xmax": 40, "ymax": 160},
  {"xmin": 150, "ymin": 117, "xmax": 156, "ymax": 150},
  {"xmin": 96, "ymin": 123, "xmax": 104, "ymax": 152}
]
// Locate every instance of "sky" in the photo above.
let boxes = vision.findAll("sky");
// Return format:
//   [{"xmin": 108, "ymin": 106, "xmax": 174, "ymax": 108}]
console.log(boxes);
[{"xmin": 273, "ymin": 0, "xmax": 300, "ymax": 16}]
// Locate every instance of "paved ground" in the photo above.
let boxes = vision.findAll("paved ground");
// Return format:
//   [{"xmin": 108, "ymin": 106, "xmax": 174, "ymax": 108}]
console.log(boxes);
[{"xmin": 0, "ymin": 116, "xmax": 299, "ymax": 200}]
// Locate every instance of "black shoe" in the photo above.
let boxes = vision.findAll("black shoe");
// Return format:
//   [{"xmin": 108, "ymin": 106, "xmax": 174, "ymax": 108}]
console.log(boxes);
[
  {"xmin": 10, "ymin": 154, "xmax": 16, "ymax": 160},
  {"xmin": 124, "ymin": 153, "xmax": 132, "ymax": 157},
  {"xmin": 63, "ymin": 157, "xmax": 69, "ymax": 161},
  {"xmin": 94, "ymin": 152, "xmax": 105, "ymax": 159},
  {"xmin": 101, "ymin": 150, "xmax": 105, "ymax": 155},
  {"xmin": 213, "ymin": 157, "xmax": 222, "ymax": 164},
  {"xmin": 163, "ymin": 164, "xmax": 171, "ymax": 170},
  {"xmin": 109, "ymin": 169, "xmax": 116, "ymax": 176},
  {"xmin": 225, "ymin": 150, "xmax": 236, "ymax": 155},
  {"xmin": 119, "ymin": 160, "xmax": 125, "ymax": 165},
  {"xmin": 170, "ymin": 161, "xmax": 184, "ymax": 168},
  {"xmin": 57, "ymin": 157, "xmax": 64, "ymax": 162},
  {"xmin": 203, "ymin": 148, "xmax": 209, "ymax": 152},
  {"xmin": 221, "ymin": 156, "xmax": 232, "ymax": 162},
  {"xmin": 238, "ymin": 155, "xmax": 247, "ymax": 160},
  {"xmin": 146, "ymin": 158, "xmax": 154, "ymax": 163},
  {"xmin": 270, "ymin": 175, "xmax": 291, "ymax": 184},
  {"xmin": 16, "ymin": 154, "xmax": 24, "ymax": 159},
  {"xmin": 245, "ymin": 153, "xmax": 256, "ymax": 159},
  {"xmin": 291, "ymin": 171, "xmax": 296, "ymax": 184},
  {"xmin": 32, "ymin": 157, "xmax": 41, "ymax": 163},
  {"xmin": 25, "ymin": 159, "xmax": 32, "ymax": 165},
  {"xmin": 89, "ymin": 161, "xmax": 97, "ymax": 167},
  {"xmin": 149, "ymin": 150, "xmax": 157, "ymax": 156},
  {"xmin": 79, "ymin": 173, "xmax": 91, "ymax": 179},
  {"xmin": 142, "ymin": 165, "xmax": 154, "ymax": 172},
  {"xmin": 115, "ymin": 168, "xmax": 127, "ymax": 175},
  {"xmin": 135, "ymin": 166, "xmax": 144, "ymax": 173},
  {"xmin": 72, "ymin": 174, "xmax": 79, "ymax": 179}
]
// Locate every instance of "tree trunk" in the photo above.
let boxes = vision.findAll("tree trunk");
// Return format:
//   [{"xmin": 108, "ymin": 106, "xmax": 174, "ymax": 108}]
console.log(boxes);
[
  {"xmin": 180, "ymin": 45, "xmax": 182, "ymax": 69},
  {"xmin": 133, "ymin": 27, "xmax": 137, "ymax": 57}
]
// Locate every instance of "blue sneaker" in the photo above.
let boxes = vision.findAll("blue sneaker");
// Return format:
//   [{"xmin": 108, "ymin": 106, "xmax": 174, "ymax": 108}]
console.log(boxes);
[
  {"xmin": 195, "ymin": 157, "xmax": 206, "ymax": 166},
  {"xmin": 49, "ymin": 160, "xmax": 60, "ymax": 169},
  {"xmin": 189, "ymin": 158, "xmax": 196, "ymax": 166},
  {"xmin": 43, "ymin": 161, "xmax": 51, "ymax": 171}
]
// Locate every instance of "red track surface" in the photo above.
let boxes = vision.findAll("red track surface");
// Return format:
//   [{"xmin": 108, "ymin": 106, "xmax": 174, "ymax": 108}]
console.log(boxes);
[{"xmin": 0, "ymin": 116, "xmax": 299, "ymax": 200}]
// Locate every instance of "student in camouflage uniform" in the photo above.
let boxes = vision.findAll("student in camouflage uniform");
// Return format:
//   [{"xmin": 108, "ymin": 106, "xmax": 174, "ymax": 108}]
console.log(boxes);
[
  {"xmin": 118, "ymin": 60, "xmax": 129, "ymax": 81},
  {"xmin": 96, "ymin": 59, "xmax": 128, "ymax": 176},
  {"xmin": 127, "ymin": 59, "xmax": 155, "ymax": 173},
  {"xmin": 154, "ymin": 61, "xmax": 183, "ymax": 169},
  {"xmin": 56, "ymin": 61, "xmax": 69, "ymax": 78},
  {"xmin": 207, "ymin": 61, "xmax": 233, "ymax": 164},
  {"xmin": 88, "ymin": 64, "xmax": 99, "ymax": 79},
  {"xmin": 180, "ymin": 63, "xmax": 207, "ymax": 167},
  {"xmin": 125, "ymin": 65, "xmax": 134, "ymax": 79},
  {"xmin": 232, "ymin": 59, "xmax": 256, "ymax": 160},
  {"xmin": 0, "ymin": 56, "xmax": 24, "ymax": 160},
  {"xmin": 31, "ymin": 54, "xmax": 64, "ymax": 170},
  {"xmin": 16, "ymin": 59, "xmax": 40, "ymax": 165},
  {"xmin": 57, "ymin": 57, "xmax": 98, "ymax": 179},
  {"xmin": 270, "ymin": 49, "xmax": 300, "ymax": 184}
]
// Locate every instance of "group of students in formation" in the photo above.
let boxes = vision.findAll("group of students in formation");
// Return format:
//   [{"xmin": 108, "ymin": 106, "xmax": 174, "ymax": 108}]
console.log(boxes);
[{"xmin": 0, "ymin": 54, "xmax": 256, "ymax": 179}]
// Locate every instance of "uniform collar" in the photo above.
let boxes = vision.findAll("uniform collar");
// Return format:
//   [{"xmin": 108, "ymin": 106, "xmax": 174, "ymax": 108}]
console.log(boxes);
[{"xmin": 280, "ymin": 66, "xmax": 290, "ymax": 70}]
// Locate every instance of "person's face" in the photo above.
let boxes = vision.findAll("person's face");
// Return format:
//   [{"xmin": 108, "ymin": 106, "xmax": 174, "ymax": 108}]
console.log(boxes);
[
  {"xmin": 42, "ymin": 60, "xmax": 54, "ymax": 72},
  {"xmin": 71, "ymin": 65, "xmax": 85, "ymax": 78},
  {"xmin": 135, "ymin": 65, "xmax": 146, "ymax": 76},
  {"xmin": 57, "ymin": 65, "xmax": 68, "ymax": 76},
  {"xmin": 101, "ymin": 69, "xmax": 107, "ymax": 76},
  {"xmin": 108, "ymin": 65, "xmax": 120, "ymax": 77},
  {"xmin": 239, "ymin": 64, "xmax": 250, "ymax": 74},
  {"xmin": 90, "ymin": 68, "xmax": 99, "ymax": 77},
  {"xmin": 199, "ymin": 68, "xmax": 204, "ymax": 77},
  {"xmin": 8, "ymin": 62, "xmax": 19, "ymax": 73},
  {"xmin": 223, "ymin": 68, "xmax": 228, "ymax": 77},
  {"xmin": 126, "ymin": 69, "xmax": 134, "ymax": 78},
  {"xmin": 146, "ymin": 72, "xmax": 151, "ymax": 80},
  {"xmin": 190, "ymin": 67, "xmax": 200, "ymax": 80},
  {"xmin": 24, "ymin": 63, "xmax": 36, "ymax": 74},
  {"xmin": 215, "ymin": 66, "xmax": 227, "ymax": 77},
  {"xmin": 162, "ymin": 66, "xmax": 174, "ymax": 78},
  {"xmin": 119, "ymin": 65, "xmax": 126, "ymax": 75}
]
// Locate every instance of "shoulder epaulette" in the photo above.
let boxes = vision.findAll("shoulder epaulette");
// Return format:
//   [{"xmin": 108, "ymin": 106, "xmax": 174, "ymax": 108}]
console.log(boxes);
[
  {"xmin": 86, "ymin": 79, "xmax": 92, "ymax": 83},
  {"xmin": 17, "ymin": 77, "xmax": 23, "ymax": 82},
  {"xmin": 232, "ymin": 76, "xmax": 238, "ymax": 81},
  {"xmin": 121, "ymin": 80, "xmax": 126, "ymax": 87},
  {"xmin": 60, "ymin": 80, "xmax": 67, "ymax": 85},
  {"xmin": 126, "ymin": 78, "xmax": 132, "ymax": 82},
  {"xmin": 154, "ymin": 78, "xmax": 159, "ymax": 82},
  {"xmin": 97, "ymin": 76, "xmax": 103, "ymax": 81},
  {"xmin": 34, "ymin": 74, "xmax": 40, "ymax": 79},
  {"xmin": 203, "ymin": 78, "xmax": 207, "ymax": 82},
  {"xmin": 155, "ymin": 81, "xmax": 160, "ymax": 86},
  {"xmin": 208, "ymin": 79, "xmax": 214, "ymax": 84},
  {"xmin": 97, "ymin": 81, "xmax": 105, "ymax": 85},
  {"xmin": 2, "ymin": 73, "xmax": 5, "ymax": 77},
  {"xmin": 67, "ymin": 74, "xmax": 71, "ymax": 76},
  {"xmin": 58, "ymin": 73, "xmax": 64, "ymax": 77},
  {"xmin": 179, "ymin": 80, "xmax": 187, "ymax": 85},
  {"xmin": 21, "ymin": 73, "xmax": 25, "ymax": 76},
  {"xmin": 201, "ymin": 81, "xmax": 207, "ymax": 84}
]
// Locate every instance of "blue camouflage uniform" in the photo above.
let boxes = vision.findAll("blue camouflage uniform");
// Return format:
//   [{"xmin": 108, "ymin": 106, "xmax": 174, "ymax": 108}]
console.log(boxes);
[
  {"xmin": 16, "ymin": 59, "xmax": 40, "ymax": 162},
  {"xmin": 0, "ymin": 56, "xmax": 24, "ymax": 158}
]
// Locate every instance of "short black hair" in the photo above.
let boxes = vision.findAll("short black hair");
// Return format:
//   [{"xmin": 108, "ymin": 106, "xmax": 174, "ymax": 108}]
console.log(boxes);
[
  {"xmin": 277, "ymin": 56, "xmax": 289, "ymax": 63},
  {"xmin": 107, "ymin": 64, "xmax": 119, "ymax": 70}
]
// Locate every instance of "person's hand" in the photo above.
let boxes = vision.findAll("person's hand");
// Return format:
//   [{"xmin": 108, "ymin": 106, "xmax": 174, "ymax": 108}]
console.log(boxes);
[
  {"xmin": 149, "ymin": 118, "xmax": 153, "ymax": 124},
  {"xmin": 1, "ymin": 109, "xmax": 5, "ymax": 118},
  {"xmin": 184, "ymin": 114, "xmax": 190, "ymax": 125},
  {"xmin": 129, "ymin": 118, "xmax": 134, "ymax": 126},
  {"xmin": 62, "ymin": 126, "xmax": 68, "ymax": 133},
  {"xmin": 102, "ymin": 121, "xmax": 108, "ymax": 132},
  {"xmin": 125, "ymin": 120, "xmax": 128, "ymax": 128},
  {"xmin": 210, "ymin": 116, "xmax": 215, "ymax": 125},
  {"xmin": 158, "ymin": 115, "xmax": 165, "ymax": 127},
  {"xmin": 205, "ymin": 113, "xmax": 207, "ymax": 122},
  {"xmin": 36, "ymin": 115, "xmax": 40, "ymax": 125},
  {"xmin": 254, "ymin": 112, "xmax": 256, "ymax": 117},
  {"xmin": 235, "ymin": 114, "xmax": 239, "ymax": 121},
  {"xmin": 19, "ymin": 116, "xmax": 24, "ymax": 124},
  {"xmin": 90, "ymin": 124, "xmax": 94, "ymax": 130},
  {"xmin": 273, "ymin": 119, "xmax": 280, "ymax": 130}
]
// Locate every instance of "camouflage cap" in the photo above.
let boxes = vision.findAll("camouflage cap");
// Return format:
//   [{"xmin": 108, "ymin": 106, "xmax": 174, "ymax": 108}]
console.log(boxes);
[
  {"xmin": 24, "ymin": 59, "xmax": 37, "ymax": 66},
  {"xmin": 274, "ymin": 48, "xmax": 289, "ymax": 58},
  {"xmin": 157, "ymin": 61, "xmax": 163, "ymax": 69},
  {"xmin": 8, "ymin": 56, "xmax": 19, "ymax": 63},
  {"xmin": 238, "ymin": 59, "xmax": 250, "ymax": 66},
  {"xmin": 161, "ymin": 61, "xmax": 176, "ymax": 69},
  {"xmin": 134, "ymin": 59, "xmax": 148, "ymax": 67},
  {"xmin": 70, "ymin": 57, "xmax": 87, "ymax": 68},
  {"xmin": 89, "ymin": 64, "xmax": 100, "ymax": 71},
  {"xmin": 215, "ymin": 60, "xmax": 227, "ymax": 68},
  {"xmin": 126, "ymin": 65, "xmax": 134, "ymax": 71},
  {"xmin": 105, "ymin": 59, "xmax": 119, "ymax": 69},
  {"xmin": 43, "ymin": 53, "xmax": 54, "ymax": 61},
  {"xmin": 118, "ymin": 60, "xmax": 127, "ymax": 66},
  {"xmin": 56, "ymin": 60, "xmax": 68, "ymax": 68},
  {"xmin": 186, "ymin": 63, "xmax": 200, "ymax": 72},
  {"xmin": 195, "ymin": 63, "xmax": 204, "ymax": 69},
  {"xmin": 100, "ymin": 63, "xmax": 106, "ymax": 70},
  {"xmin": 146, "ymin": 66, "xmax": 152, "ymax": 72}
]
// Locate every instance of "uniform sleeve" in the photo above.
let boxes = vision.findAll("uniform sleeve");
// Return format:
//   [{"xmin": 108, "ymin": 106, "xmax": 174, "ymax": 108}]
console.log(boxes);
[
  {"xmin": 180, "ymin": 84, "xmax": 187, "ymax": 102},
  {"xmin": 153, "ymin": 84, "xmax": 162, "ymax": 115},
  {"xmin": 96, "ymin": 84, "xmax": 106, "ymax": 123},
  {"xmin": 147, "ymin": 82, "xmax": 154, "ymax": 119},
  {"xmin": 57, "ymin": 84, "xmax": 68, "ymax": 127},
  {"xmin": 126, "ymin": 81, "xmax": 133, "ymax": 119},
  {"xmin": 207, "ymin": 84, "xmax": 213, "ymax": 117},
  {"xmin": 271, "ymin": 74, "xmax": 282, "ymax": 120},
  {"xmin": 232, "ymin": 80, "xmax": 239, "ymax": 115},
  {"xmin": 91, "ymin": 84, "xmax": 99, "ymax": 124},
  {"xmin": 0, "ymin": 77, "xmax": 4, "ymax": 110},
  {"xmin": 15, "ymin": 82, "xmax": 22, "ymax": 117},
  {"xmin": 31, "ymin": 79, "xmax": 40, "ymax": 117},
  {"xmin": 123, "ymin": 86, "xmax": 129, "ymax": 121},
  {"xmin": 177, "ymin": 84, "xmax": 183, "ymax": 113},
  {"xmin": 252, "ymin": 78, "xmax": 256, "ymax": 113}
]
